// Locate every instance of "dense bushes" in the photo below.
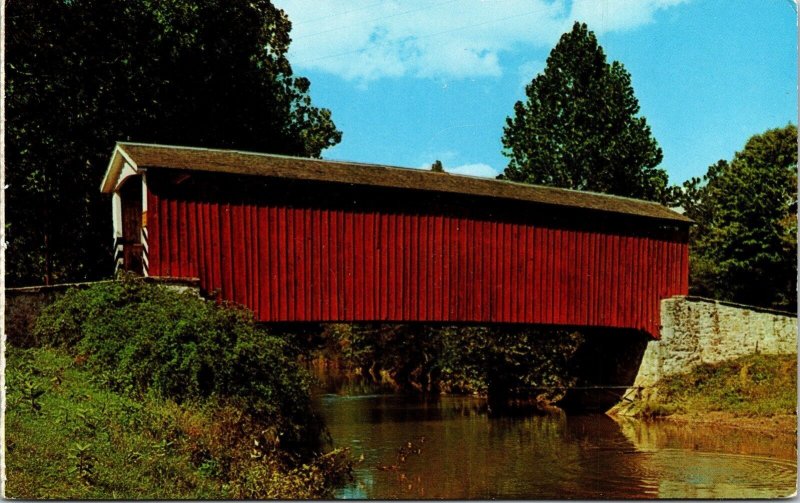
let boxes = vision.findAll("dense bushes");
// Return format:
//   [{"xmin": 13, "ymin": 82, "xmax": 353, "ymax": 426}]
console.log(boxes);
[
  {"xmin": 33, "ymin": 278, "xmax": 320, "ymax": 451},
  {"xmin": 6, "ymin": 346, "xmax": 352, "ymax": 499}
]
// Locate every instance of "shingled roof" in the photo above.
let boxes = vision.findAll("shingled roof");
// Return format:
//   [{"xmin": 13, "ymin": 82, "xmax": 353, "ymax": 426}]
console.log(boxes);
[{"xmin": 102, "ymin": 142, "xmax": 691, "ymax": 224}]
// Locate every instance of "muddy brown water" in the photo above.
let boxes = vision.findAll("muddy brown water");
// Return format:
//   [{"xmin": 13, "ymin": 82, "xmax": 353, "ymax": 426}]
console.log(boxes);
[{"xmin": 315, "ymin": 394, "xmax": 797, "ymax": 499}]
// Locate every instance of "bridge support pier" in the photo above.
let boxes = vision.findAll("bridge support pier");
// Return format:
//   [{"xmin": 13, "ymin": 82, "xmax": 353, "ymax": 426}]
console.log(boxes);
[{"xmin": 610, "ymin": 295, "xmax": 797, "ymax": 415}]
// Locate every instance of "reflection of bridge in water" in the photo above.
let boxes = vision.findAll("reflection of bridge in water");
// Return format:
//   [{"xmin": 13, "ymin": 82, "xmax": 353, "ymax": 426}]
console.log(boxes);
[{"xmin": 104, "ymin": 143, "xmax": 690, "ymax": 339}]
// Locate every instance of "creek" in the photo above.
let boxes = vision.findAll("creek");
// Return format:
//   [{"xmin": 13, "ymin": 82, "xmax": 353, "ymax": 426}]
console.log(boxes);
[{"xmin": 314, "ymin": 393, "xmax": 796, "ymax": 499}]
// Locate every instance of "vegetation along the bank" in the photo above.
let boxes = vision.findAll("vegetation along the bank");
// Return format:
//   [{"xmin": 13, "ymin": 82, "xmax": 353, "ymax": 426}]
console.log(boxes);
[
  {"xmin": 630, "ymin": 354, "xmax": 797, "ymax": 429},
  {"xmin": 306, "ymin": 323, "xmax": 586, "ymax": 409},
  {"xmin": 6, "ymin": 279, "xmax": 352, "ymax": 499}
]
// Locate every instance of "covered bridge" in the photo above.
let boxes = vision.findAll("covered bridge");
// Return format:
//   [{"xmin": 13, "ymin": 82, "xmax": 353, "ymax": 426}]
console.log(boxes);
[{"xmin": 101, "ymin": 143, "xmax": 691, "ymax": 338}]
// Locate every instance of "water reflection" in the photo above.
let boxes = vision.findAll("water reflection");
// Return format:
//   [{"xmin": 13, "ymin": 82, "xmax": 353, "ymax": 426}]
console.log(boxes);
[{"xmin": 316, "ymin": 394, "xmax": 796, "ymax": 499}]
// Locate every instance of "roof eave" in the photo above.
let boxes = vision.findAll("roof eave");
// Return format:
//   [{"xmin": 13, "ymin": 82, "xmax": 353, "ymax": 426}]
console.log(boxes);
[{"xmin": 100, "ymin": 143, "xmax": 138, "ymax": 193}]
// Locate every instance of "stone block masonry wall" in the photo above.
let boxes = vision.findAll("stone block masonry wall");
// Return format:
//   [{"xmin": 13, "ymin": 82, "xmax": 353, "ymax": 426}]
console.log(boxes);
[{"xmin": 632, "ymin": 296, "xmax": 797, "ymax": 388}]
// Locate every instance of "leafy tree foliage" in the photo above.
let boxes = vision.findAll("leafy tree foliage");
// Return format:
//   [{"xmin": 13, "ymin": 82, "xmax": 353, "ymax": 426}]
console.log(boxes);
[
  {"xmin": 319, "ymin": 324, "xmax": 585, "ymax": 407},
  {"xmin": 501, "ymin": 22, "xmax": 667, "ymax": 201},
  {"xmin": 7, "ymin": 0, "xmax": 341, "ymax": 286},
  {"xmin": 673, "ymin": 125, "xmax": 797, "ymax": 310}
]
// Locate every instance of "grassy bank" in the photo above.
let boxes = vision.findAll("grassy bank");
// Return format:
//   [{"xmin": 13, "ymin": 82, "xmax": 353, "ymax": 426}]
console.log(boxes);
[
  {"xmin": 6, "ymin": 279, "xmax": 353, "ymax": 499},
  {"xmin": 6, "ymin": 346, "xmax": 351, "ymax": 499},
  {"xmin": 634, "ymin": 354, "xmax": 797, "ymax": 429}
]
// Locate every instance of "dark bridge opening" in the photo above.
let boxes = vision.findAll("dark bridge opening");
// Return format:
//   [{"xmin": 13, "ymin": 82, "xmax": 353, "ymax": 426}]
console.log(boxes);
[
  {"xmin": 557, "ymin": 328, "xmax": 650, "ymax": 412},
  {"xmin": 269, "ymin": 321, "xmax": 650, "ymax": 413}
]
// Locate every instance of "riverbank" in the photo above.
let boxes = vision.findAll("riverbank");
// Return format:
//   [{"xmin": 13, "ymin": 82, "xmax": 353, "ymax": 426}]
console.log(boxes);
[
  {"xmin": 617, "ymin": 353, "xmax": 797, "ymax": 435},
  {"xmin": 5, "ymin": 279, "xmax": 353, "ymax": 499},
  {"xmin": 6, "ymin": 345, "xmax": 352, "ymax": 499}
]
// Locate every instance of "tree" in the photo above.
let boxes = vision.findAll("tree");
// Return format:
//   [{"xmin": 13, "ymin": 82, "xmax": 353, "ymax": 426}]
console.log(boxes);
[
  {"xmin": 501, "ymin": 22, "xmax": 667, "ymax": 201},
  {"xmin": 674, "ymin": 125, "xmax": 797, "ymax": 310},
  {"xmin": 7, "ymin": 0, "xmax": 341, "ymax": 286}
]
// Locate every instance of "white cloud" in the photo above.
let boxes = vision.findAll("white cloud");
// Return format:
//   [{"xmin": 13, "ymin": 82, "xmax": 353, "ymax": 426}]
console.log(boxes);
[
  {"xmin": 517, "ymin": 59, "xmax": 545, "ymax": 90},
  {"xmin": 447, "ymin": 163, "xmax": 500, "ymax": 178},
  {"xmin": 276, "ymin": 0, "xmax": 689, "ymax": 82},
  {"xmin": 569, "ymin": 0, "xmax": 689, "ymax": 34}
]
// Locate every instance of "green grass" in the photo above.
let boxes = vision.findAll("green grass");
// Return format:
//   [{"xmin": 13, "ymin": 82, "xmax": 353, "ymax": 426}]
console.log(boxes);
[
  {"xmin": 639, "ymin": 353, "xmax": 797, "ymax": 418},
  {"xmin": 5, "ymin": 345, "xmax": 351, "ymax": 499}
]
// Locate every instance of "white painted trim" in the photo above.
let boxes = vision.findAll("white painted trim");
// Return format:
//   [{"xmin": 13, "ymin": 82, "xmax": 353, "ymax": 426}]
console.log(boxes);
[
  {"xmin": 112, "ymin": 192, "xmax": 123, "ymax": 239},
  {"xmin": 141, "ymin": 171, "xmax": 148, "ymax": 212},
  {"xmin": 116, "ymin": 162, "xmax": 139, "ymax": 191},
  {"xmin": 100, "ymin": 144, "xmax": 140, "ymax": 193}
]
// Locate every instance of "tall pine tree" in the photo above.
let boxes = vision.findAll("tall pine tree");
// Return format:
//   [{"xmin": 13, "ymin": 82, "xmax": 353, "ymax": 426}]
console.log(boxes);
[{"xmin": 501, "ymin": 22, "xmax": 667, "ymax": 202}]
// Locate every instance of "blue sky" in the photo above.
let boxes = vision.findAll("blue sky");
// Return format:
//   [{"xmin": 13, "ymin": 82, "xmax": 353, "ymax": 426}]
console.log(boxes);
[{"xmin": 274, "ymin": 0, "xmax": 797, "ymax": 185}]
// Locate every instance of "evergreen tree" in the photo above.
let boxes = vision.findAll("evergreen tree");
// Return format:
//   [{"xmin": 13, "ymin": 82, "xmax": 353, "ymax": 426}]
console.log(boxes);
[
  {"xmin": 7, "ymin": 0, "xmax": 341, "ymax": 286},
  {"xmin": 501, "ymin": 22, "xmax": 667, "ymax": 201}
]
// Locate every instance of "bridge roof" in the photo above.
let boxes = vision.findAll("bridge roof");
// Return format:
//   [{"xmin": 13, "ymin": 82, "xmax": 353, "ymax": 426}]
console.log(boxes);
[{"xmin": 102, "ymin": 142, "xmax": 691, "ymax": 224}]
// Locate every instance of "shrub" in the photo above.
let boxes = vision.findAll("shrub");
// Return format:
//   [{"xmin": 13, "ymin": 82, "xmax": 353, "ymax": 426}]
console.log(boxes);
[
  {"xmin": 5, "ymin": 345, "xmax": 352, "ymax": 499},
  {"xmin": 33, "ymin": 278, "xmax": 321, "ymax": 451}
]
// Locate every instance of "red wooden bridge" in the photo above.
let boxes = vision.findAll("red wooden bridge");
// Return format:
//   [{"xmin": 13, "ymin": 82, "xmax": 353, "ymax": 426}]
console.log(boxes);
[{"xmin": 102, "ymin": 143, "xmax": 690, "ymax": 339}]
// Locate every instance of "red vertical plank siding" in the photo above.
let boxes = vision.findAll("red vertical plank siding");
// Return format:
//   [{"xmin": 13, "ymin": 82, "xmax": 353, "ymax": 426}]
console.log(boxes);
[
  {"xmin": 334, "ymin": 209, "xmax": 344, "ymax": 319},
  {"xmin": 568, "ymin": 230, "xmax": 576, "ymax": 325},
  {"xmin": 295, "ymin": 209, "xmax": 304, "ymax": 320},
  {"xmin": 145, "ymin": 174, "xmax": 688, "ymax": 338},
  {"xmin": 364, "ymin": 212, "xmax": 371, "ymax": 320},
  {"xmin": 523, "ymin": 226, "xmax": 532, "ymax": 322},
  {"xmin": 410, "ymin": 214, "xmax": 417, "ymax": 320},
  {"xmin": 233, "ymin": 204, "xmax": 245, "ymax": 307},
  {"xmin": 386, "ymin": 213, "xmax": 395, "ymax": 320},
  {"xmin": 184, "ymin": 197, "xmax": 194, "ymax": 280},
  {"xmin": 561, "ymin": 229, "xmax": 570, "ymax": 325},
  {"xmin": 638, "ymin": 238, "xmax": 647, "ymax": 332},
  {"xmin": 531, "ymin": 226, "xmax": 540, "ymax": 323},
  {"xmin": 450, "ymin": 218, "xmax": 458, "ymax": 320},
  {"xmin": 623, "ymin": 235, "xmax": 632, "ymax": 329},
  {"xmin": 646, "ymin": 237, "xmax": 654, "ymax": 334},
  {"xmin": 376, "ymin": 213, "xmax": 384, "ymax": 320},
  {"xmin": 255, "ymin": 206, "xmax": 265, "ymax": 319},
  {"xmin": 249, "ymin": 205, "xmax": 257, "ymax": 314},
  {"xmin": 509, "ymin": 223, "xmax": 515, "ymax": 322},
  {"xmin": 615, "ymin": 234, "xmax": 624, "ymax": 326},
  {"xmin": 399, "ymin": 212, "xmax": 407, "ymax": 321},
  {"xmin": 320, "ymin": 209, "xmax": 330, "ymax": 320},
  {"xmin": 354, "ymin": 213, "xmax": 367, "ymax": 320},
  {"xmin": 541, "ymin": 227, "xmax": 549, "ymax": 324},
  {"xmin": 553, "ymin": 229, "xmax": 562, "ymax": 325},
  {"xmin": 591, "ymin": 232, "xmax": 598, "ymax": 326},
  {"xmin": 342, "ymin": 211, "xmax": 352, "ymax": 320},
  {"xmin": 506, "ymin": 223, "xmax": 514, "ymax": 322},
  {"xmin": 203, "ymin": 203, "xmax": 213, "ymax": 298},
  {"xmin": 476, "ymin": 221, "xmax": 483, "ymax": 321},
  {"xmin": 206, "ymin": 203, "xmax": 217, "ymax": 296},
  {"xmin": 218, "ymin": 204, "xmax": 229, "ymax": 302},
  {"xmin": 441, "ymin": 215, "xmax": 447, "ymax": 321},
  {"xmin": 579, "ymin": 230, "xmax": 586, "ymax": 325},
  {"xmin": 469, "ymin": 219, "xmax": 477, "ymax": 322},
  {"xmin": 317, "ymin": 209, "xmax": 323, "ymax": 320},
  {"xmin": 191, "ymin": 200, "xmax": 202, "ymax": 285}
]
